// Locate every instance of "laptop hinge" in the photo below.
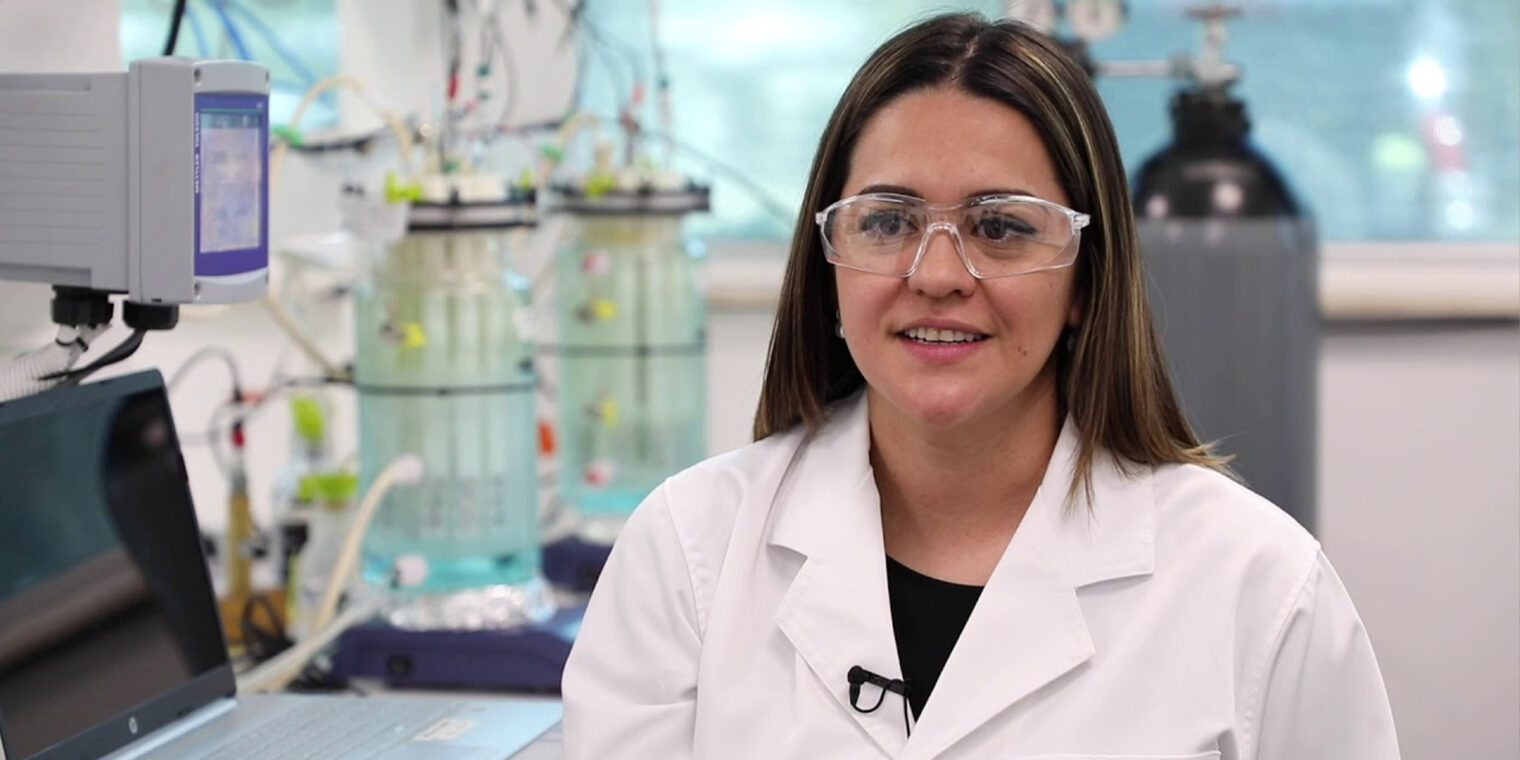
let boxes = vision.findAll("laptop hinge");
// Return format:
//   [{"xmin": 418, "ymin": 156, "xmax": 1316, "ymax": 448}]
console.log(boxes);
[{"xmin": 103, "ymin": 698, "xmax": 237, "ymax": 759}]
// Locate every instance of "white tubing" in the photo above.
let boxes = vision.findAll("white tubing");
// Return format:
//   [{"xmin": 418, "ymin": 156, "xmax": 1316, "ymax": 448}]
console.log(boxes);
[
  {"xmin": 0, "ymin": 325, "xmax": 108, "ymax": 402},
  {"xmin": 236, "ymin": 595, "xmax": 382, "ymax": 695},
  {"xmin": 309, "ymin": 454, "xmax": 426, "ymax": 635},
  {"xmin": 238, "ymin": 453, "xmax": 424, "ymax": 695}
]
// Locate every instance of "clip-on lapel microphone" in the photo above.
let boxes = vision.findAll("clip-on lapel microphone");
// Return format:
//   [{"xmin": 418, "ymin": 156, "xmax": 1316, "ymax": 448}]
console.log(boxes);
[{"xmin": 847, "ymin": 665, "xmax": 912, "ymax": 736}]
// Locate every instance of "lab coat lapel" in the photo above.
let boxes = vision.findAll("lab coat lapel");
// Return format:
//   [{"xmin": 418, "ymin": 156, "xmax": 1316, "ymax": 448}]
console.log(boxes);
[
  {"xmin": 770, "ymin": 394, "xmax": 908, "ymax": 757},
  {"xmin": 902, "ymin": 420, "xmax": 1157, "ymax": 760}
]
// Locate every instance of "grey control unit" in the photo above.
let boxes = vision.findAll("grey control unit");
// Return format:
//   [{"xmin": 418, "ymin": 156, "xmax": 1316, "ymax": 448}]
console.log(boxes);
[{"xmin": 0, "ymin": 58, "xmax": 270, "ymax": 305}]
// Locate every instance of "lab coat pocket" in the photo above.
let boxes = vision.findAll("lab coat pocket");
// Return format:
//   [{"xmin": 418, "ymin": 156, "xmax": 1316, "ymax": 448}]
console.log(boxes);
[{"xmin": 1006, "ymin": 754, "xmax": 1221, "ymax": 760}]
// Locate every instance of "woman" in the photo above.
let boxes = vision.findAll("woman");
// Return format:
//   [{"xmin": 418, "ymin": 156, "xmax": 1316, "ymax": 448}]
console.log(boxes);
[{"xmin": 563, "ymin": 13, "xmax": 1398, "ymax": 759}]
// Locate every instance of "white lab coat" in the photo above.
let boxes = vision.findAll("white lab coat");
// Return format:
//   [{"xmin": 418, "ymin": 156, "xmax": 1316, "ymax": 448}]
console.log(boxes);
[{"xmin": 562, "ymin": 392, "xmax": 1400, "ymax": 759}]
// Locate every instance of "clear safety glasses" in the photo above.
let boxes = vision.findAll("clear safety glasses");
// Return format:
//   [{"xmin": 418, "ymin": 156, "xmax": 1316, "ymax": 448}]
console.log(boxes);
[{"xmin": 815, "ymin": 193, "xmax": 1091, "ymax": 279}]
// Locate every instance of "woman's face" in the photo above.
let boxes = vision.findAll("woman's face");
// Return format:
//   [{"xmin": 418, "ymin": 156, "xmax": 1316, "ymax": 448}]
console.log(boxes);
[{"xmin": 836, "ymin": 86, "xmax": 1081, "ymax": 433}]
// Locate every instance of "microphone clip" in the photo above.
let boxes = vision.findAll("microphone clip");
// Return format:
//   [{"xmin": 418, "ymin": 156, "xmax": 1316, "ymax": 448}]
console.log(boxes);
[
  {"xmin": 847, "ymin": 665, "xmax": 913, "ymax": 736},
  {"xmin": 847, "ymin": 665, "xmax": 909, "ymax": 713}
]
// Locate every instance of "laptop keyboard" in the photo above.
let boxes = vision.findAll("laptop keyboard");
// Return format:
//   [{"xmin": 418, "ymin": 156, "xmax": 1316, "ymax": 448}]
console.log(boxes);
[{"xmin": 203, "ymin": 697, "xmax": 465, "ymax": 760}]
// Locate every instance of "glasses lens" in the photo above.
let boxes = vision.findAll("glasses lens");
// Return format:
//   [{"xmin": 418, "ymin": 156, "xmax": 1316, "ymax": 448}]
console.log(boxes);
[
  {"xmin": 962, "ymin": 200, "xmax": 1077, "ymax": 276},
  {"xmin": 823, "ymin": 197, "xmax": 923, "ymax": 275}
]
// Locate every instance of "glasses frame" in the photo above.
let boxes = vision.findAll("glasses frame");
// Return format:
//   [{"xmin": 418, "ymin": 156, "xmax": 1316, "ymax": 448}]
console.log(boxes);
[{"xmin": 814, "ymin": 192, "xmax": 1092, "ymax": 280}]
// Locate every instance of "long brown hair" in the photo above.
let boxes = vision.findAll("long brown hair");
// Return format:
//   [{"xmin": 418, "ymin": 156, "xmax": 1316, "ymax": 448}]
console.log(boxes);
[{"xmin": 753, "ymin": 12, "xmax": 1225, "ymax": 499}]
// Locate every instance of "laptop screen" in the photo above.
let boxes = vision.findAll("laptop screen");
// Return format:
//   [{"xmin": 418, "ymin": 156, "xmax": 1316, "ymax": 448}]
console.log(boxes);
[{"xmin": 0, "ymin": 373, "xmax": 231, "ymax": 759}]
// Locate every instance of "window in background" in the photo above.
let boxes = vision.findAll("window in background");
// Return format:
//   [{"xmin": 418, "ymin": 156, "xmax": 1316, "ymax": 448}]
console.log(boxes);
[
  {"xmin": 1095, "ymin": 0, "xmax": 1519, "ymax": 242},
  {"xmin": 583, "ymin": 0, "xmax": 1518, "ymax": 242},
  {"xmin": 121, "ymin": 0, "xmax": 339, "ymax": 128}
]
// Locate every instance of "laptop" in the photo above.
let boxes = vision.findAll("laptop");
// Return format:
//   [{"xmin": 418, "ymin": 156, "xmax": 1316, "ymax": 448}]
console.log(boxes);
[{"xmin": 0, "ymin": 371, "xmax": 562, "ymax": 760}]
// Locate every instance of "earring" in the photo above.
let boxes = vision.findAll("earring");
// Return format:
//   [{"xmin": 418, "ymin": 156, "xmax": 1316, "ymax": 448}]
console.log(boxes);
[
  {"xmin": 835, "ymin": 310, "xmax": 845, "ymax": 339},
  {"xmin": 1064, "ymin": 328, "xmax": 1077, "ymax": 353}
]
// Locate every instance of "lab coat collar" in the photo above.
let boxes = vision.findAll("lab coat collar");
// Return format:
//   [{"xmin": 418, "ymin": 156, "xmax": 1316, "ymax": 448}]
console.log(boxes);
[
  {"xmin": 768, "ymin": 392, "xmax": 1157, "ymax": 759},
  {"xmin": 770, "ymin": 392, "xmax": 906, "ymax": 755},
  {"xmin": 905, "ymin": 414, "xmax": 1156, "ymax": 759}
]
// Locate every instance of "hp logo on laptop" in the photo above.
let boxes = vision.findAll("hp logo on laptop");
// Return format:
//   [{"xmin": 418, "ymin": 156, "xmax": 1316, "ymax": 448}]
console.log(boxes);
[{"xmin": 129, "ymin": 717, "xmax": 138, "ymax": 735}]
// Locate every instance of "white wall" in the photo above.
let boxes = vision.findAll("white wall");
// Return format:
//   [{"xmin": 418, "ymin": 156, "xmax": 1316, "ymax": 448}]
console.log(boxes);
[
  {"xmin": 1319, "ymin": 322, "xmax": 1520, "ymax": 760},
  {"xmin": 0, "ymin": 0, "xmax": 120, "ymax": 73}
]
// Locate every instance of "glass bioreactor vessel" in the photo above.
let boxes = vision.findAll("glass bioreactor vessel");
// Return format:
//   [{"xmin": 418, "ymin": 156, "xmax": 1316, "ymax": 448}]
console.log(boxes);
[
  {"xmin": 355, "ymin": 183, "xmax": 551, "ymax": 628},
  {"xmin": 551, "ymin": 181, "xmax": 710, "ymax": 544}
]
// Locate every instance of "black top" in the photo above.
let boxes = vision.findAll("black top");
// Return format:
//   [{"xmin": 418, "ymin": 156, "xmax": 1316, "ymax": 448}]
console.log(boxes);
[{"xmin": 885, "ymin": 556, "xmax": 985, "ymax": 719}]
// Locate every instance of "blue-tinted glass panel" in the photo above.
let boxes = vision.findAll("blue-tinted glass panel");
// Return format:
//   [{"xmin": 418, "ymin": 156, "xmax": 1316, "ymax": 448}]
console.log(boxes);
[
  {"xmin": 583, "ymin": 0, "xmax": 1518, "ymax": 241},
  {"xmin": 121, "ymin": 0, "xmax": 338, "ymax": 128}
]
